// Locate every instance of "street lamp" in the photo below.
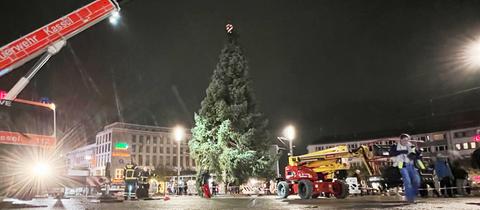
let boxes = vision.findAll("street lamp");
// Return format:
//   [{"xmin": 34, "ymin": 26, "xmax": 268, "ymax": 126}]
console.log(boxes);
[
  {"xmin": 109, "ymin": 11, "xmax": 121, "ymax": 25},
  {"xmin": 280, "ymin": 125, "xmax": 295, "ymax": 156},
  {"xmin": 31, "ymin": 162, "xmax": 51, "ymax": 177},
  {"xmin": 173, "ymin": 125, "xmax": 185, "ymax": 195},
  {"xmin": 460, "ymin": 36, "xmax": 480, "ymax": 70}
]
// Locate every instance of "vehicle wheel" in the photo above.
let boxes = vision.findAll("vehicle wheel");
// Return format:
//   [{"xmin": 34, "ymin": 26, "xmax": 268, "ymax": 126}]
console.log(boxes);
[
  {"xmin": 333, "ymin": 180, "xmax": 349, "ymax": 199},
  {"xmin": 298, "ymin": 179, "xmax": 313, "ymax": 199},
  {"xmin": 312, "ymin": 193, "xmax": 320, "ymax": 199},
  {"xmin": 277, "ymin": 181, "xmax": 290, "ymax": 199},
  {"xmin": 419, "ymin": 182, "xmax": 428, "ymax": 197}
]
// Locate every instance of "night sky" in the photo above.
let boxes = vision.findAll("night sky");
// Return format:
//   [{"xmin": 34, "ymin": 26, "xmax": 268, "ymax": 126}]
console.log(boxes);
[{"xmin": 2, "ymin": 0, "xmax": 480, "ymax": 153}]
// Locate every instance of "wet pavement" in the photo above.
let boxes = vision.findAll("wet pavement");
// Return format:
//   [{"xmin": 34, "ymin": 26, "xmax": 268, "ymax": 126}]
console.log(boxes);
[{"xmin": 4, "ymin": 195, "xmax": 480, "ymax": 210}]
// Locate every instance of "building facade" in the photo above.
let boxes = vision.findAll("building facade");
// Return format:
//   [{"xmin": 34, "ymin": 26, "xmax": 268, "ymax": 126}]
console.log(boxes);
[
  {"xmin": 306, "ymin": 126, "xmax": 480, "ymax": 169},
  {"xmin": 66, "ymin": 143, "xmax": 96, "ymax": 176},
  {"xmin": 92, "ymin": 122, "xmax": 195, "ymax": 183}
]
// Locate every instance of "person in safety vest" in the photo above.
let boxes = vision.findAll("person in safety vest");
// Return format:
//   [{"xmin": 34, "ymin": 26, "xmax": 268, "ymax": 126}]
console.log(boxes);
[
  {"xmin": 136, "ymin": 167, "xmax": 151, "ymax": 198},
  {"xmin": 123, "ymin": 162, "xmax": 138, "ymax": 200},
  {"xmin": 389, "ymin": 134, "xmax": 424, "ymax": 203}
]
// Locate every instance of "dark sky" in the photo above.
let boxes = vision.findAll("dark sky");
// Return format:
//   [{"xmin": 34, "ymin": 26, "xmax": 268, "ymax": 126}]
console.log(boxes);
[{"xmin": 2, "ymin": 0, "xmax": 480, "ymax": 153}]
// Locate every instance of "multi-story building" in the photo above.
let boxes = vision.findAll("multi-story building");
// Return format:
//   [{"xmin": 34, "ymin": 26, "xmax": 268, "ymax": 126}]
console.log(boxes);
[
  {"xmin": 65, "ymin": 143, "xmax": 96, "ymax": 176},
  {"xmin": 92, "ymin": 122, "xmax": 195, "ymax": 184},
  {"xmin": 307, "ymin": 126, "xmax": 480, "ymax": 170},
  {"xmin": 448, "ymin": 127, "xmax": 480, "ymax": 158},
  {"xmin": 64, "ymin": 143, "xmax": 96, "ymax": 196},
  {"xmin": 411, "ymin": 131, "xmax": 450, "ymax": 158}
]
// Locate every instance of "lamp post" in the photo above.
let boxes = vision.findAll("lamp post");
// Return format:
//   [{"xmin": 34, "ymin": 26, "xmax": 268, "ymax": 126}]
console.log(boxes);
[
  {"xmin": 173, "ymin": 125, "xmax": 185, "ymax": 195},
  {"xmin": 463, "ymin": 37, "xmax": 480, "ymax": 69},
  {"xmin": 283, "ymin": 125, "xmax": 295, "ymax": 156}
]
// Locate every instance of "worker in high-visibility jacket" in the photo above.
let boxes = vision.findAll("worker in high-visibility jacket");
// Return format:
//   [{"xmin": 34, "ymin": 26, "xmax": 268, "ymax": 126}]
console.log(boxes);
[
  {"xmin": 389, "ymin": 134, "xmax": 424, "ymax": 203},
  {"xmin": 136, "ymin": 167, "xmax": 151, "ymax": 198},
  {"xmin": 123, "ymin": 163, "xmax": 138, "ymax": 200}
]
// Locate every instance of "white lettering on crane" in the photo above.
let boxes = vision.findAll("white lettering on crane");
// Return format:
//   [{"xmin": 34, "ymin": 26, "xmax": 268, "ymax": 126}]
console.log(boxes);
[
  {"xmin": 0, "ymin": 35, "xmax": 39, "ymax": 60},
  {"xmin": 43, "ymin": 17, "xmax": 74, "ymax": 36},
  {"xmin": 0, "ymin": 16, "xmax": 73, "ymax": 61}
]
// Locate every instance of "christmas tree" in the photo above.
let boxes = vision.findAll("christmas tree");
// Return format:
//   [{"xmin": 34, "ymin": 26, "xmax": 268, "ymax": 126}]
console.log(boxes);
[{"xmin": 189, "ymin": 24, "xmax": 275, "ymax": 185}]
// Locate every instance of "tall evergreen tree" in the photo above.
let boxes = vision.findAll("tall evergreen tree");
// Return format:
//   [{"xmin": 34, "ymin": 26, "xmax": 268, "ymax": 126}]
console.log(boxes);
[{"xmin": 189, "ymin": 24, "xmax": 275, "ymax": 185}]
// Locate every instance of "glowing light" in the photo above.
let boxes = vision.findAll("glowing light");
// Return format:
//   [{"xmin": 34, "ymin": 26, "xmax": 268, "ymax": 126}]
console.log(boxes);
[
  {"xmin": 32, "ymin": 162, "xmax": 51, "ymax": 177},
  {"xmin": 461, "ymin": 37, "xmax": 480, "ymax": 70},
  {"xmin": 109, "ymin": 11, "xmax": 121, "ymax": 25},
  {"xmin": 0, "ymin": 90, "xmax": 6, "ymax": 99},
  {"xmin": 0, "ymin": 144, "xmax": 65, "ymax": 199},
  {"xmin": 474, "ymin": 134, "xmax": 480, "ymax": 142},
  {"xmin": 115, "ymin": 142, "xmax": 129, "ymax": 150},
  {"xmin": 283, "ymin": 125, "xmax": 295, "ymax": 141},
  {"xmin": 173, "ymin": 126, "xmax": 185, "ymax": 142}
]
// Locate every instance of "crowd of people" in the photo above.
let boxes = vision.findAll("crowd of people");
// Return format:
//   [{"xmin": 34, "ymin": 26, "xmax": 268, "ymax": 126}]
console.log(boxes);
[{"xmin": 353, "ymin": 134, "xmax": 475, "ymax": 203}]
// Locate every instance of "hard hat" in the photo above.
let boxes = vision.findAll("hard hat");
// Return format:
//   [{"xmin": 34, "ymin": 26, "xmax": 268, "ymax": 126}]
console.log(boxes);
[{"xmin": 399, "ymin": 133, "xmax": 411, "ymax": 140}]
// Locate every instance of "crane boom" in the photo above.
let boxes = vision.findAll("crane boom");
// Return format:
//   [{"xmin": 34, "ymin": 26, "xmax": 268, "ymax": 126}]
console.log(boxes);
[
  {"xmin": 0, "ymin": 0, "xmax": 120, "ymax": 101},
  {"xmin": 0, "ymin": 0, "xmax": 119, "ymax": 77}
]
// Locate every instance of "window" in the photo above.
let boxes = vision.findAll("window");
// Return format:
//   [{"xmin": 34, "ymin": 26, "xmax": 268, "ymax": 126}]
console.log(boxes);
[
  {"xmin": 166, "ymin": 157, "xmax": 170, "ymax": 166},
  {"xmin": 463, "ymin": 142, "xmax": 469, "ymax": 150},
  {"xmin": 167, "ymin": 147, "xmax": 170, "ymax": 154},
  {"xmin": 107, "ymin": 143, "xmax": 111, "ymax": 152},
  {"xmin": 471, "ymin": 142, "xmax": 477, "ymax": 149},
  {"xmin": 146, "ymin": 155, "xmax": 150, "ymax": 166},
  {"xmin": 159, "ymin": 156, "xmax": 164, "ymax": 165},
  {"xmin": 438, "ymin": 145, "xmax": 446, "ymax": 151},
  {"xmin": 180, "ymin": 148, "xmax": 183, "ymax": 154},
  {"xmin": 139, "ymin": 145, "xmax": 143, "ymax": 153},
  {"xmin": 147, "ymin": 136, "xmax": 151, "ymax": 144},
  {"xmin": 132, "ymin": 135, "xmax": 137, "ymax": 143},
  {"xmin": 139, "ymin": 156, "xmax": 143, "ymax": 166},
  {"xmin": 132, "ymin": 145, "xmax": 136, "ymax": 152},
  {"xmin": 186, "ymin": 158, "xmax": 190, "ymax": 167},
  {"xmin": 153, "ymin": 146, "xmax": 157, "ymax": 153},
  {"xmin": 455, "ymin": 132, "xmax": 465, "ymax": 138},
  {"xmin": 153, "ymin": 156, "xmax": 157, "ymax": 166},
  {"xmin": 456, "ymin": 144, "xmax": 461, "ymax": 150},
  {"xmin": 433, "ymin": 134, "xmax": 444, "ymax": 141},
  {"xmin": 160, "ymin": 147, "xmax": 164, "ymax": 153},
  {"xmin": 160, "ymin": 137, "xmax": 164, "ymax": 144},
  {"xmin": 167, "ymin": 138, "xmax": 171, "ymax": 144},
  {"xmin": 146, "ymin": 146, "xmax": 150, "ymax": 153},
  {"xmin": 108, "ymin": 133, "xmax": 112, "ymax": 142},
  {"xmin": 115, "ymin": 169, "xmax": 124, "ymax": 179},
  {"xmin": 173, "ymin": 156, "xmax": 177, "ymax": 166},
  {"xmin": 153, "ymin": 137, "xmax": 157, "ymax": 144},
  {"xmin": 139, "ymin": 135, "xmax": 144, "ymax": 144}
]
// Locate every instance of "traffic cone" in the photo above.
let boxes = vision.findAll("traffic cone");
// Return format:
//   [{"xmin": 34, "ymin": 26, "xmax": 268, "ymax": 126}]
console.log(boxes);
[{"xmin": 163, "ymin": 194, "xmax": 170, "ymax": 201}]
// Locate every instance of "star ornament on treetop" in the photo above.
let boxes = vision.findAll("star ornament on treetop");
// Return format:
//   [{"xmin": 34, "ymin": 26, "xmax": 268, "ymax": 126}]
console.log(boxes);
[{"xmin": 226, "ymin": 24, "xmax": 234, "ymax": 34}]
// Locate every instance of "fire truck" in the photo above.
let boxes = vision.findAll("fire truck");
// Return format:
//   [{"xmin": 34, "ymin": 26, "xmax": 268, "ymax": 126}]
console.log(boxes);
[{"xmin": 0, "ymin": 0, "xmax": 120, "ymax": 199}]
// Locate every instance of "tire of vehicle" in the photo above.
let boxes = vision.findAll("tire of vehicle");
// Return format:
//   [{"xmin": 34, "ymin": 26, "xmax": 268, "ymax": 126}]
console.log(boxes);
[
  {"xmin": 298, "ymin": 179, "xmax": 313, "ymax": 199},
  {"xmin": 311, "ymin": 193, "xmax": 320, "ymax": 199},
  {"xmin": 332, "ymin": 180, "xmax": 349, "ymax": 199},
  {"xmin": 277, "ymin": 181, "xmax": 290, "ymax": 199},
  {"xmin": 419, "ymin": 182, "xmax": 428, "ymax": 197}
]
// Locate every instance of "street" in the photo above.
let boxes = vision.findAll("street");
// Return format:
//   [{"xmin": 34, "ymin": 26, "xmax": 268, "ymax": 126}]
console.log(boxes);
[{"xmin": 5, "ymin": 195, "xmax": 480, "ymax": 210}]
